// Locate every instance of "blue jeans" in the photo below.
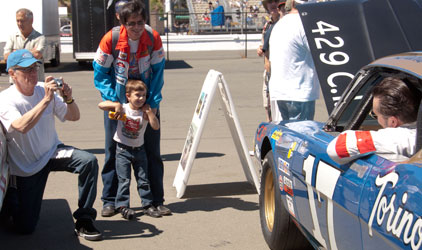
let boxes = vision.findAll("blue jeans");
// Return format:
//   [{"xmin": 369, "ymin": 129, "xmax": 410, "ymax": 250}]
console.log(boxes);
[
  {"xmin": 115, "ymin": 143, "xmax": 153, "ymax": 208},
  {"xmin": 1, "ymin": 146, "xmax": 98, "ymax": 234},
  {"xmin": 277, "ymin": 100, "xmax": 316, "ymax": 121},
  {"xmin": 101, "ymin": 111, "xmax": 118, "ymax": 207},
  {"xmin": 101, "ymin": 110, "xmax": 164, "ymax": 207}
]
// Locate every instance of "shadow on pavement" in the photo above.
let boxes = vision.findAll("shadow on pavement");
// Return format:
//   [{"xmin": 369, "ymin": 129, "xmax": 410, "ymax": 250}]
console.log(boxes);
[
  {"xmin": 0, "ymin": 199, "xmax": 92, "ymax": 250},
  {"xmin": 0, "ymin": 199, "xmax": 164, "ymax": 248},
  {"xmin": 162, "ymin": 152, "xmax": 224, "ymax": 161},
  {"xmin": 165, "ymin": 60, "xmax": 192, "ymax": 70},
  {"xmin": 166, "ymin": 195, "xmax": 258, "ymax": 214},
  {"xmin": 82, "ymin": 150, "xmax": 225, "ymax": 162},
  {"xmin": 182, "ymin": 181, "xmax": 257, "ymax": 198},
  {"xmin": 96, "ymin": 219, "xmax": 163, "ymax": 240},
  {"xmin": 45, "ymin": 62, "xmax": 93, "ymax": 73}
]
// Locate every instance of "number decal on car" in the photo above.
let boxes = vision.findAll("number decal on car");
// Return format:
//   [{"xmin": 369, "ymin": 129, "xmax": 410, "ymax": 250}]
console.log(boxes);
[{"xmin": 303, "ymin": 155, "xmax": 341, "ymax": 250}]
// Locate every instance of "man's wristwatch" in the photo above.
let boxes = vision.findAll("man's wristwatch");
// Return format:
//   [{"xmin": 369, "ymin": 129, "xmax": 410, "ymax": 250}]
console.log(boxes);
[{"xmin": 65, "ymin": 97, "xmax": 74, "ymax": 104}]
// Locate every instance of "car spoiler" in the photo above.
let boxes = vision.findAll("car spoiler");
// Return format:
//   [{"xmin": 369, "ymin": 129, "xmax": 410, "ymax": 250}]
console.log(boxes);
[{"xmin": 298, "ymin": 0, "xmax": 422, "ymax": 115}]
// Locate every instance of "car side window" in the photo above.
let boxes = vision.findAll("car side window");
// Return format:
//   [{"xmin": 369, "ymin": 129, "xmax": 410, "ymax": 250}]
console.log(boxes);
[{"xmin": 335, "ymin": 75, "xmax": 382, "ymax": 131}]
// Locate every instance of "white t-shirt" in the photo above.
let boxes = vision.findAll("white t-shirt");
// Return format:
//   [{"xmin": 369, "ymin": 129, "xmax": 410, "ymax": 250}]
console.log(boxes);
[
  {"xmin": 269, "ymin": 13, "xmax": 320, "ymax": 102},
  {"xmin": 114, "ymin": 103, "xmax": 148, "ymax": 147},
  {"xmin": 0, "ymin": 83, "xmax": 67, "ymax": 176}
]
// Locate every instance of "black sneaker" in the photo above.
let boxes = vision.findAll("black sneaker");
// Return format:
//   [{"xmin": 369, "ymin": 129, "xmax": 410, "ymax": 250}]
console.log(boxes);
[{"xmin": 74, "ymin": 218, "xmax": 102, "ymax": 241}]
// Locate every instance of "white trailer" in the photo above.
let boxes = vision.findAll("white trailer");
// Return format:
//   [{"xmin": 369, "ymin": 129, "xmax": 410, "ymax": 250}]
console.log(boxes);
[{"xmin": 0, "ymin": 0, "xmax": 61, "ymax": 67}]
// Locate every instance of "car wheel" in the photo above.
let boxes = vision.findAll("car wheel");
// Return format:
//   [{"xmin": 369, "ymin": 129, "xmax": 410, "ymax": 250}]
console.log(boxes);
[
  {"xmin": 259, "ymin": 151, "xmax": 312, "ymax": 250},
  {"xmin": 50, "ymin": 47, "xmax": 60, "ymax": 67}
]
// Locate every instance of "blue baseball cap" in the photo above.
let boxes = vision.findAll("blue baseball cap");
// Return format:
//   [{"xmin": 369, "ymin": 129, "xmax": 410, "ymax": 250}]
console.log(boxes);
[{"xmin": 6, "ymin": 49, "xmax": 40, "ymax": 71}]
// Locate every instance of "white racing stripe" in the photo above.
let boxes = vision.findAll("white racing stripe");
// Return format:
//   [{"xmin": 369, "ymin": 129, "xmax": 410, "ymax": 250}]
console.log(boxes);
[{"xmin": 303, "ymin": 156, "xmax": 327, "ymax": 248}]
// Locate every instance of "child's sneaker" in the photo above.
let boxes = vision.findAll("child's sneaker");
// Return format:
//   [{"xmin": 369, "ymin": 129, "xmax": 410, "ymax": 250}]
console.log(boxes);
[
  {"xmin": 119, "ymin": 207, "xmax": 135, "ymax": 220},
  {"xmin": 74, "ymin": 218, "xmax": 102, "ymax": 241}
]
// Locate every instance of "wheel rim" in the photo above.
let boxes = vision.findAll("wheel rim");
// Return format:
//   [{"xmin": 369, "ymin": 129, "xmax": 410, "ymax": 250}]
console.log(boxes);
[{"xmin": 264, "ymin": 167, "xmax": 275, "ymax": 232}]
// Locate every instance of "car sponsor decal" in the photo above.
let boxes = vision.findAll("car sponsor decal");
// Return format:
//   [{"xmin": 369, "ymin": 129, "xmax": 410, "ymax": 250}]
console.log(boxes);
[
  {"xmin": 287, "ymin": 142, "xmax": 298, "ymax": 159},
  {"xmin": 350, "ymin": 162, "xmax": 368, "ymax": 178},
  {"xmin": 256, "ymin": 125, "xmax": 267, "ymax": 142},
  {"xmin": 297, "ymin": 140, "xmax": 308, "ymax": 155},
  {"xmin": 271, "ymin": 130, "xmax": 282, "ymax": 141},
  {"xmin": 368, "ymin": 171, "xmax": 422, "ymax": 250},
  {"xmin": 278, "ymin": 157, "xmax": 290, "ymax": 176},
  {"xmin": 279, "ymin": 175, "xmax": 284, "ymax": 192},
  {"xmin": 283, "ymin": 176, "xmax": 293, "ymax": 196},
  {"xmin": 286, "ymin": 195, "xmax": 296, "ymax": 217}
]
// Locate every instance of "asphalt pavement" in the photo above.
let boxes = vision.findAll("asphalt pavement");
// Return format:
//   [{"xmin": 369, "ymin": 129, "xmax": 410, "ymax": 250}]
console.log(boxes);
[{"xmin": 0, "ymin": 51, "xmax": 328, "ymax": 250}]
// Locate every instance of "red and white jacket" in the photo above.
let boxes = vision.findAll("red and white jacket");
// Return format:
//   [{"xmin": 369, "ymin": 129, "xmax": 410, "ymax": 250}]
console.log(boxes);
[
  {"xmin": 93, "ymin": 25, "xmax": 165, "ymax": 109},
  {"xmin": 327, "ymin": 123, "xmax": 416, "ymax": 164}
]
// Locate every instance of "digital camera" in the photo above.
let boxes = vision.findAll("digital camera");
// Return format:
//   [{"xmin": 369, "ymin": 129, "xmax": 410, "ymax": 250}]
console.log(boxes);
[{"xmin": 54, "ymin": 78, "xmax": 63, "ymax": 89}]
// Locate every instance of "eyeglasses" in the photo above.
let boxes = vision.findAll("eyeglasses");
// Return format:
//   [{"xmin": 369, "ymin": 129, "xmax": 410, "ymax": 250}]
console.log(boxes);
[
  {"xmin": 369, "ymin": 110, "xmax": 378, "ymax": 119},
  {"xmin": 126, "ymin": 20, "xmax": 145, "ymax": 27},
  {"xmin": 14, "ymin": 65, "xmax": 39, "ymax": 73}
]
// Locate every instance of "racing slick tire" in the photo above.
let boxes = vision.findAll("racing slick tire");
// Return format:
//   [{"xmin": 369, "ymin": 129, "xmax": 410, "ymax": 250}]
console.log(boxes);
[{"xmin": 259, "ymin": 151, "xmax": 311, "ymax": 250}]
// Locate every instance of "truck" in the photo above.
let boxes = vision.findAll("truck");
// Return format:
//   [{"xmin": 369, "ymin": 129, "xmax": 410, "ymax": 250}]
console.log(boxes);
[
  {"xmin": 0, "ymin": 0, "xmax": 61, "ymax": 67},
  {"xmin": 71, "ymin": 0, "xmax": 117, "ymax": 63}
]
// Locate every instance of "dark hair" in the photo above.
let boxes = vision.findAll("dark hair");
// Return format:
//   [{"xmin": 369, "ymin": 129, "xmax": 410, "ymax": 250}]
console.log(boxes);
[
  {"xmin": 372, "ymin": 77, "xmax": 420, "ymax": 124},
  {"xmin": 262, "ymin": 0, "xmax": 280, "ymax": 12},
  {"xmin": 126, "ymin": 79, "xmax": 147, "ymax": 94},
  {"xmin": 119, "ymin": 0, "xmax": 147, "ymax": 25}
]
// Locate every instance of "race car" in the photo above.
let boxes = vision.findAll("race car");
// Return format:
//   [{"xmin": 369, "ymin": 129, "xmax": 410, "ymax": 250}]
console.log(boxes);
[{"xmin": 254, "ymin": 52, "xmax": 422, "ymax": 250}]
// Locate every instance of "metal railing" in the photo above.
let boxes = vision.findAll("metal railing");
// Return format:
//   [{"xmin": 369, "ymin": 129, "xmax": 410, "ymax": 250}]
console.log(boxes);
[
  {"xmin": 151, "ymin": 11, "xmax": 266, "ymax": 59},
  {"xmin": 152, "ymin": 11, "xmax": 267, "ymax": 35}
]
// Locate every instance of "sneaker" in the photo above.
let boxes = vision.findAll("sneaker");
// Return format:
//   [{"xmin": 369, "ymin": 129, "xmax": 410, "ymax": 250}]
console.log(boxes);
[
  {"xmin": 144, "ymin": 206, "xmax": 162, "ymax": 218},
  {"xmin": 74, "ymin": 218, "xmax": 102, "ymax": 241},
  {"xmin": 101, "ymin": 205, "xmax": 116, "ymax": 217},
  {"xmin": 156, "ymin": 205, "xmax": 172, "ymax": 216},
  {"xmin": 119, "ymin": 207, "xmax": 135, "ymax": 220}
]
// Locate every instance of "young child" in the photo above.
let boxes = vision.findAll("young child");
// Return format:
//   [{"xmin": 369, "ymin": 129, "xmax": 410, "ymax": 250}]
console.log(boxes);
[{"xmin": 98, "ymin": 79, "xmax": 161, "ymax": 220}]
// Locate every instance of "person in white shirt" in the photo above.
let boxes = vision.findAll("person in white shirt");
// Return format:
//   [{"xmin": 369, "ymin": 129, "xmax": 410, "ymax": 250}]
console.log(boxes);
[
  {"xmin": 4, "ymin": 8, "xmax": 46, "ymax": 82},
  {"xmin": 0, "ymin": 49, "xmax": 102, "ymax": 241},
  {"xmin": 269, "ymin": 0, "xmax": 320, "ymax": 122},
  {"xmin": 98, "ymin": 79, "xmax": 161, "ymax": 220},
  {"xmin": 327, "ymin": 77, "xmax": 420, "ymax": 164}
]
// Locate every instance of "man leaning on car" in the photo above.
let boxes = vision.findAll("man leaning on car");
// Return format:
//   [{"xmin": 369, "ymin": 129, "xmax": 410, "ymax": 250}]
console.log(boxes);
[{"xmin": 327, "ymin": 77, "xmax": 420, "ymax": 164}]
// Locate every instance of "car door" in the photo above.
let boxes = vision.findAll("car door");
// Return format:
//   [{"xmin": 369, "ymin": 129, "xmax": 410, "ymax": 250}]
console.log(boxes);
[
  {"xmin": 359, "ymin": 157, "xmax": 422, "ymax": 250},
  {"xmin": 276, "ymin": 69, "xmax": 384, "ymax": 249},
  {"xmin": 283, "ymin": 130, "xmax": 368, "ymax": 250}
]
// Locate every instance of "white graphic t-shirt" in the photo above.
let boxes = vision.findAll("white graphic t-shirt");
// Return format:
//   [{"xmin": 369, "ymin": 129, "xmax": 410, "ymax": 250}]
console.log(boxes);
[{"xmin": 113, "ymin": 103, "xmax": 148, "ymax": 147}]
